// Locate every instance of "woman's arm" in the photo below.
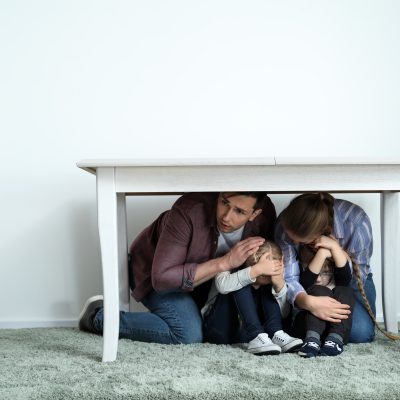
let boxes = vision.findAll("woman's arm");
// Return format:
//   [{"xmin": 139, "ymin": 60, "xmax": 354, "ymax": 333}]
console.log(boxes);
[{"xmin": 274, "ymin": 220, "xmax": 306, "ymax": 304}]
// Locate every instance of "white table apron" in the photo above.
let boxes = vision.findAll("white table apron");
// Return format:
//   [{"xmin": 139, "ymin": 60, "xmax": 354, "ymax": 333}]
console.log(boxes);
[{"xmin": 77, "ymin": 158, "xmax": 400, "ymax": 362}]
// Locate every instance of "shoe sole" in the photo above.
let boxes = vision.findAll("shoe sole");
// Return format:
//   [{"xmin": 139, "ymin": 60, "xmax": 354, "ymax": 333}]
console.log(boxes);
[
  {"xmin": 78, "ymin": 295, "xmax": 104, "ymax": 323},
  {"xmin": 252, "ymin": 350, "xmax": 281, "ymax": 356},
  {"xmin": 281, "ymin": 340, "xmax": 304, "ymax": 353},
  {"xmin": 298, "ymin": 351, "xmax": 317, "ymax": 358},
  {"xmin": 320, "ymin": 351, "xmax": 343, "ymax": 357},
  {"xmin": 248, "ymin": 348, "xmax": 281, "ymax": 356}
]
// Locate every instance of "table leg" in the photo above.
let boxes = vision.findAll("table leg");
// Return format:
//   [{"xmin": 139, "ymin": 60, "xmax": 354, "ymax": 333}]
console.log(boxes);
[
  {"xmin": 381, "ymin": 191, "xmax": 399, "ymax": 333},
  {"xmin": 97, "ymin": 168, "xmax": 120, "ymax": 362},
  {"xmin": 117, "ymin": 194, "xmax": 130, "ymax": 312}
]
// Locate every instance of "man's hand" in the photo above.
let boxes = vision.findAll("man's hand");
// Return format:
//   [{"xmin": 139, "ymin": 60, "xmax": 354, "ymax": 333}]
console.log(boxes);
[
  {"xmin": 307, "ymin": 295, "xmax": 351, "ymax": 323},
  {"xmin": 221, "ymin": 236, "xmax": 265, "ymax": 271}
]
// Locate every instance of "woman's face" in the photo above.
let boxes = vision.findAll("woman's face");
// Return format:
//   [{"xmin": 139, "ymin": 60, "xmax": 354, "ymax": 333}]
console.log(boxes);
[{"xmin": 286, "ymin": 230, "xmax": 319, "ymax": 246}]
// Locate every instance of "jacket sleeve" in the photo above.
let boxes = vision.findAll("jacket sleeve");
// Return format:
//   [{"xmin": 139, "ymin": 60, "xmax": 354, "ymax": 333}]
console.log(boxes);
[
  {"xmin": 151, "ymin": 206, "xmax": 198, "ymax": 292},
  {"xmin": 262, "ymin": 195, "xmax": 277, "ymax": 240}
]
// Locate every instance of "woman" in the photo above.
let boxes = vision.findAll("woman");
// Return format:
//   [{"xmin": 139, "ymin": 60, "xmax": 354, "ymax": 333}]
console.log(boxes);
[{"xmin": 275, "ymin": 192, "xmax": 376, "ymax": 343}]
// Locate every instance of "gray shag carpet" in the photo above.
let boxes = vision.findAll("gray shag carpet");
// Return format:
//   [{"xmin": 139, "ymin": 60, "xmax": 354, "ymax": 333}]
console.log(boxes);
[{"xmin": 0, "ymin": 328, "xmax": 400, "ymax": 400}]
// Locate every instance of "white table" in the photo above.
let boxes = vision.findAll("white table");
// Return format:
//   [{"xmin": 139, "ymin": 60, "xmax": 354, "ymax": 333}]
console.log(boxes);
[{"xmin": 77, "ymin": 157, "xmax": 400, "ymax": 362}]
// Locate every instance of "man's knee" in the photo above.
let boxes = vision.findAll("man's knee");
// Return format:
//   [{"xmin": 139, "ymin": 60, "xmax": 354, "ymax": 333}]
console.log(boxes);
[{"xmin": 176, "ymin": 325, "xmax": 203, "ymax": 344}]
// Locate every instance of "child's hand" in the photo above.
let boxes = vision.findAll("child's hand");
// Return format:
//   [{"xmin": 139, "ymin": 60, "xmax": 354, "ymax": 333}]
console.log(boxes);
[
  {"xmin": 316, "ymin": 247, "xmax": 332, "ymax": 259},
  {"xmin": 314, "ymin": 235, "xmax": 341, "ymax": 252},
  {"xmin": 314, "ymin": 235, "xmax": 348, "ymax": 268},
  {"xmin": 254, "ymin": 251, "xmax": 282, "ymax": 276},
  {"xmin": 270, "ymin": 261, "xmax": 285, "ymax": 292}
]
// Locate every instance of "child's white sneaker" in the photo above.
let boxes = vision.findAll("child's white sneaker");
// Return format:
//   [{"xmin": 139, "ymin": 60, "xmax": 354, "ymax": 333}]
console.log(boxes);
[
  {"xmin": 247, "ymin": 333, "xmax": 281, "ymax": 356},
  {"xmin": 272, "ymin": 330, "xmax": 303, "ymax": 353}
]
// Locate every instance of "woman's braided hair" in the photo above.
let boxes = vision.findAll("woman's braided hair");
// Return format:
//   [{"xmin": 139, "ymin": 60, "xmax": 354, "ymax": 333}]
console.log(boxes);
[
  {"xmin": 284, "ymin": 192, "xmax": 400, "ymax": 340},
  {"xmin": 350, "ymin": 258, "xmax": 400, "ymax": 340}
]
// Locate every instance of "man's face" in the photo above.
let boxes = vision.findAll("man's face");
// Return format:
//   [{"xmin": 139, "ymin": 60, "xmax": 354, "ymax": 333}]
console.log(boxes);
[{"xmin": 216, "ymin": 193, "xmax": 261, "ymax": 233}]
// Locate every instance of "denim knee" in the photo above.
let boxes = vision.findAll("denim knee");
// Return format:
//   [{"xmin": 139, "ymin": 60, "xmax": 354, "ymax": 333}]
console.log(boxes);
[
  {"xmin": 175, "ymin": 322, "xmax": 203, "ymax": 344},
  {"xmin": 349, "ymin": 322, "xmax": 375, "ymax": 343}
]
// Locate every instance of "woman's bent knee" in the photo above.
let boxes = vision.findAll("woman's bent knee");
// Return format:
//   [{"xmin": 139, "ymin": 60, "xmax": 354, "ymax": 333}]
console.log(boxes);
[{"xmin": 349, "ymin": 319, "xmax": 375, "ymax": 343}]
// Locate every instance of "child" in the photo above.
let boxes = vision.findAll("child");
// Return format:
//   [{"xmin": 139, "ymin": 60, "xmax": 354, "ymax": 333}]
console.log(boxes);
[
  {"xmin": 296, "ymin": 236, "xmax": 355, "ymax": 357},
  {"xmin": 215, "ymin": 241, "xmax": 303, "ymax": 355}
]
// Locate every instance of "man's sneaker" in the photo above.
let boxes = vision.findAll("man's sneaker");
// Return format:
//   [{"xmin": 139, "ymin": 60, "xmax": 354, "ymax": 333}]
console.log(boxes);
[
  {"xmin": 78, "ymin": 295, "xmax": 103, "ymax": 334},
  {"xmin": 298, "ymin": 340, "xmax": 320, "ymax": 358},
  {"xmin": 247, "ymin": 333, "xmax": 281, "ymax": 356},
  {"xmin": 320, "ymin": 340, "xmax": 344, "ymax": 357},
  {"xmin": 272, "ymin": 330, "xmax": 303, "ymax": 353}
]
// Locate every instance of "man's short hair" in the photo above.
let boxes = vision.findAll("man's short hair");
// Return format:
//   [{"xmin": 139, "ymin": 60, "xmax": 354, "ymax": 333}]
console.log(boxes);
[{"xmin": 224, "ymin": 192, "xmax": 267, "ymax": 210}]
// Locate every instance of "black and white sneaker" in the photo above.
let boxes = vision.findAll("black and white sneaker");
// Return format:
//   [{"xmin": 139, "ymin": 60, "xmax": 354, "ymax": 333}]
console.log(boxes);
[
  {"xmin": 272, "ymin": 330, "xmax": 303, "ymax": 353},
  {"xmin": 320, "ymin": 340, "xmax": 344, "ymax": 357},
  {"xmin": 78, "ymin": 295, "xmax": 103, "ymax": 334},
  {"xmin": 298, "ymin": 340, "xmax": 320, "ymax": 358}
]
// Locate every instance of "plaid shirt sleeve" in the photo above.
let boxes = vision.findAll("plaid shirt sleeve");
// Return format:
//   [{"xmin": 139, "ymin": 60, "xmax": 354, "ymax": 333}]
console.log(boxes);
[
  {"xmin": 343, "ymin": 212, "xmax": 373, "ymax": 281},
  {"xmin": 274, "ymin": 220, "xmax": 306, "ymax": 305}
]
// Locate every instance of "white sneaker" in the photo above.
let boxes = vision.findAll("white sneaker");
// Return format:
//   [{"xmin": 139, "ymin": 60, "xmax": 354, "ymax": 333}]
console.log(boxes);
[
  {"xmin": 272, "ymin": 330, "xmax": 303, "ymax": 353},
  {"xmin": 247, "ymin": 333, "xmax": 281, "ymax": 355}
]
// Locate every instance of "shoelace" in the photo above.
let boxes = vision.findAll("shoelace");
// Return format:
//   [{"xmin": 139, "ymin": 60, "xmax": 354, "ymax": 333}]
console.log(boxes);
[
  {"xmin": 324, "ymin": 340, "xmax": 340, "ymax": 349},
  {"xmin": 274, "ymin": 335, "xmax": 286, "ymax": 343},
  {"xmin": 256, "ymin": 334, "xmax": 271, "ymax": 344},
  {"xmin": 305, "ymin": 341, "xmax": 320, "ymax": 349}
]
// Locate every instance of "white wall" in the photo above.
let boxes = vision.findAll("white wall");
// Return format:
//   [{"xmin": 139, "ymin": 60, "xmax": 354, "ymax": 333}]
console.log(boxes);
[{"xmin": 0, "ymin": 1, "xmax": 399, "ymax": 327}]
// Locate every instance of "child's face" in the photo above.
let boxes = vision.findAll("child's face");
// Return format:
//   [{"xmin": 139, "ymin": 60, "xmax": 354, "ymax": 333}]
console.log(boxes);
[{"xmin": 315, "ymin": 265, "xmax": 333, "ymax": 286}]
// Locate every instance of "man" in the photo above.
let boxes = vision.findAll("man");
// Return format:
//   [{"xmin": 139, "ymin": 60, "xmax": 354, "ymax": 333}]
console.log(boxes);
[{"xmin": 79, "ymin": 192, "xmax": 276, "ymax": 344}]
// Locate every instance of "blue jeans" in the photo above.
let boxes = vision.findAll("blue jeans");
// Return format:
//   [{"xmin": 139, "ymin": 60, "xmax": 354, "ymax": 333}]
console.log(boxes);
[
  {"xmin": 233, "ymin": 284, "xmax": 282, "ymax": 341},
  {"xmin": 203, "ymin": 293, "xmax": 247, "ymax": 344},
  {"xmin": 349, "ymin": 273, "xmax": 376, "ymax": 343},
  {"xmin": 93, "ymin": 290, "xmax": 203, "ymax": 344}
]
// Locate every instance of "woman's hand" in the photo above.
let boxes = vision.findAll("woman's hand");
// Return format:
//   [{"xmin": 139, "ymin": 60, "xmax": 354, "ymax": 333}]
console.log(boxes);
[{"xmin": 307, "ymin": 295, "xmax": 351, "ymax": 323}]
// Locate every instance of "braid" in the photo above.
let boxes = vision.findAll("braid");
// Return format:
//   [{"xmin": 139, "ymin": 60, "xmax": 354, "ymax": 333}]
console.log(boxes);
[{"xmin": 352, "ymin": 260, "xmax": 400, "ymax": 340}]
